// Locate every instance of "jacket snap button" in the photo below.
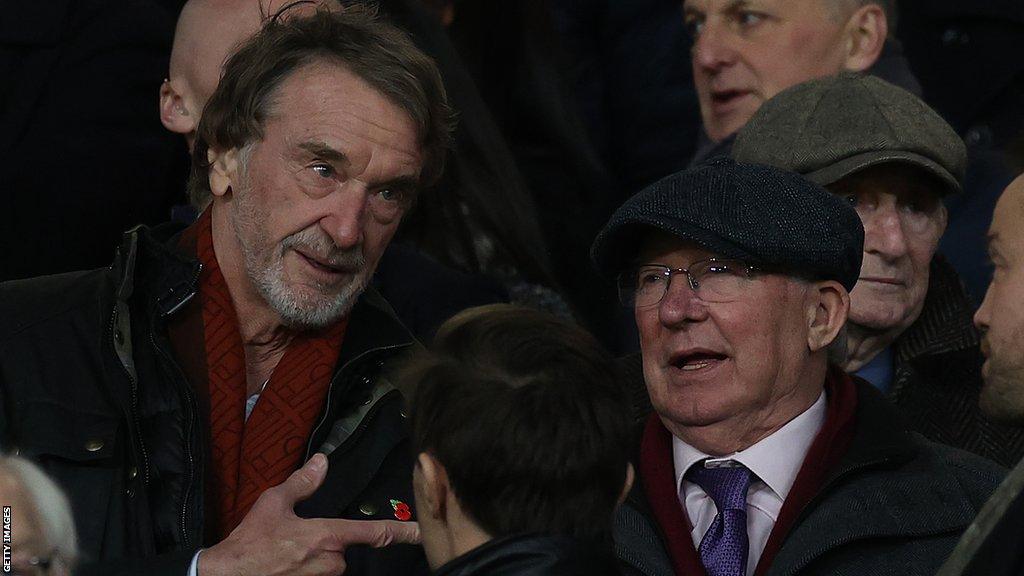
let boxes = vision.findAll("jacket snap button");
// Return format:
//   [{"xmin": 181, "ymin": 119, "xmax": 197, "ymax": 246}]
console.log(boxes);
[
  {"xmin": 84, "ymin": 439, "xmax": 104, "ymax": 452},
  {"xmin": 128, "ymin": 466, "xmax": 139, "ymax": 480},
  {"xmin": 400, "ymin": 408, "xmax": 408, "ymax": 419},
  {"xmin": 361, "ymin": 395, "xmax": 373, "ymax": 406},
  {"xmin": 359, "ymin": 502, "xmax": 377, "ymax": 516},
  {"xmin": 114, "ymin": 330, "xmax": 124, "ymax": 345}
]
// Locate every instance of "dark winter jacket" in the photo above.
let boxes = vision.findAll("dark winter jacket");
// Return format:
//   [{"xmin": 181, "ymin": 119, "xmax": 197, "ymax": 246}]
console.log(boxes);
[
  {"xmin": 614, "ymin": 379, "xmax": 1005, "ymax": 576},
  {"xmin": 0, "ymin": 223, "xmax": 428, "ymax": 576},
  {"xmin": 434, "ymin": 534, "xmax": 620, "ymax": 576}
]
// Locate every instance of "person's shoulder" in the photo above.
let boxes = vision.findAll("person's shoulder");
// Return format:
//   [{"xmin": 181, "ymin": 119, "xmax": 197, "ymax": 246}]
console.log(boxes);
[
  {"xmin": 0, "ymin": 267, "xmax": 114, "ymax": 341},
  {"xmin": 912, "ymin": 434, "xmax": 1007, "ymax": 506}
]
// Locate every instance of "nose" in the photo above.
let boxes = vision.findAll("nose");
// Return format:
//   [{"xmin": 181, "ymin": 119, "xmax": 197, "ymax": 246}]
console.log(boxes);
[
  {"xmin": 320, "ymin": 185, "xmax": 368, "ymax": 250},
  {"xmin": 658, "ymin": 273, "xmax": 708, "ymax": 326},
  {"xmin": 692, "ymin": 19, "xmax": 736, "ymax": 74},
  {"xmin": 861, "ymin": 204, "xmax": 909, "ymax": 261},
  {"xmin": 974, "ymin": 285, "xmax": 992, "ymax": 332}
]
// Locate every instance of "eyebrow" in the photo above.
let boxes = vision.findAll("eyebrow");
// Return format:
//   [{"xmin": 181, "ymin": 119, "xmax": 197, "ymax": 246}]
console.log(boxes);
[
  {"xmin": 723, "ymin": 0, "xmax": 754, "ymax": 13},
  {"xmin": 298, "ymin": 141, "xmax": 349, "ymax": 164}
]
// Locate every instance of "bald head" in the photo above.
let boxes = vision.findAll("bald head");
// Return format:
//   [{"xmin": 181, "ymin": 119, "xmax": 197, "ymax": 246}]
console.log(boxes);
[
  {"xmin": 160, "ymin": 0, "xmax": 325, "ymax": 147},
  {"xmin": 975, "ymin": 174, "xmax": 1024, "ymax": 423}
]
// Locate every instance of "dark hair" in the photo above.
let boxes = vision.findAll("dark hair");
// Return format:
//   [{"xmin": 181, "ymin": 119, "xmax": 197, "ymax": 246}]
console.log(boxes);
[
  {"xmin": 188, "ymin": 5, "xmax": 454, "ymax": 207},
  {"xmin": 406, "ymin": 304, "xmax": 631, "ymax": 542}
]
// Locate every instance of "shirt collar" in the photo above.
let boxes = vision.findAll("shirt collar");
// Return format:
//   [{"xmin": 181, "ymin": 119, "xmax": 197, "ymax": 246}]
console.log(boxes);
[{"xmin": 672, "ymin": 391, "xmax": 827, "ymax": 501}]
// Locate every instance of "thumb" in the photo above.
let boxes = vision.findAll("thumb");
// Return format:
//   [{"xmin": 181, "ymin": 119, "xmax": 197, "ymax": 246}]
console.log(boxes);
[{"xmin": 275, "ymin": 453, "xmax": 329, "ymax": 504}]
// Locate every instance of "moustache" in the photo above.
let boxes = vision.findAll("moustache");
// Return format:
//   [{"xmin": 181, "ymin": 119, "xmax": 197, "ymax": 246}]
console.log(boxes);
[{"xmin": 282, "ymin": 227, "xmax": 365, "ymax": 271}]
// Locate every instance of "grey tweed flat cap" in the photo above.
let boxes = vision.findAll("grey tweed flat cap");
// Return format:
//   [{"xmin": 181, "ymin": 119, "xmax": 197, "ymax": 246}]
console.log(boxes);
[
  {"xmin": 732, "ymin": 72, "xmax": 966, "ymax": 195},
  {"xmin": 590, "ymin": 157, "xmax": 864, "ymax": 291}
]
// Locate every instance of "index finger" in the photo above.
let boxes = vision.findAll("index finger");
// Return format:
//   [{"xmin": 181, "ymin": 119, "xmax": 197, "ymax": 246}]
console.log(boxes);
[{"xmin": 313, "ymin": 518, "xmax": 421, "ymax": 551}]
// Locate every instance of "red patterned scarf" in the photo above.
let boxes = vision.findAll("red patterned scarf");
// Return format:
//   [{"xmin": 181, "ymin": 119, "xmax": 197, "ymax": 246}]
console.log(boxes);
[{"xmin": 194, "ymin": 208, "xmax": 347, "ymax": 538}]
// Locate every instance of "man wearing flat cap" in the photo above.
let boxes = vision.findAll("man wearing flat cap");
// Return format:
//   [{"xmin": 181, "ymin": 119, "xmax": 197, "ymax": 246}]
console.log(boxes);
[
  {"xmin": 733, "ymin": 73, "xmax": 1024, "ymax": 468},
  {"xmin": 596, "ymin": 157, "xmax": 1002, "ymax": 576}
]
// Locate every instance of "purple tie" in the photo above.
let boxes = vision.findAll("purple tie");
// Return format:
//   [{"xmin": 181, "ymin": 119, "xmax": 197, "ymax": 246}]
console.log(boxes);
[{"xmin": 687, "ymin": 462, "xmax": 753, "ymax": 576}]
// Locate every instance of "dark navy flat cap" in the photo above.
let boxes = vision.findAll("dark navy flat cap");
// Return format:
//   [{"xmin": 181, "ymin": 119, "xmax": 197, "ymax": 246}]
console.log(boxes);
[{"xmin": 591, "ymin": 157, "xmax": 865, "ymax": 291}]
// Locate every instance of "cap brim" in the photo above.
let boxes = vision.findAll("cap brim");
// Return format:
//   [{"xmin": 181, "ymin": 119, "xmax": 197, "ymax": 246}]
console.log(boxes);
[
  {"xmin": 591, "ymin": 216, "xmax": 756, "ymax": 279},
  {"xmin": 803, "ymin": 151, "xmax": 962, "ymax": 196}
]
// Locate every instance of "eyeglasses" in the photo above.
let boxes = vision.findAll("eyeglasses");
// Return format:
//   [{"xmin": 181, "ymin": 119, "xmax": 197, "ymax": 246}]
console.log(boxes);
[{"xmin": 617, "ymin": 258, "xmax": 759, "ymax": 308}]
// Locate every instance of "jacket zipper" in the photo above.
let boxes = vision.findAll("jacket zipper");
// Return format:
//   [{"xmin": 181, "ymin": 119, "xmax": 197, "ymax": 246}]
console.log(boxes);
[
  {"xmin": 153, "ymin": 266, "xmax": 203, "ymax": 548},
  {"xmin": 151, "ymin": 328, "xmax": 198, "ymax": 548},
  {"xmin": 109, "ymin": 308, "xmax": 152, "ymax": 485}
]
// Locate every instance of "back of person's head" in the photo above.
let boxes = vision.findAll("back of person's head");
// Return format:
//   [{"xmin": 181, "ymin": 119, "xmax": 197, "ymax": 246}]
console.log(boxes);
[
  {"xmin": 0, "ymin": 456, "xmax": 78, "ymax": 575},
  {"xmin": 406, "ymin": 304, "xmax": 632, "ymax": 547}
]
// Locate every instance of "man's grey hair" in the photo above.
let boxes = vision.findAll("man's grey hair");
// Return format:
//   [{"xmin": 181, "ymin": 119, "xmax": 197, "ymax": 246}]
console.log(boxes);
[{"xmin": 0, "ymin": 456, "xmax": 78, "ymax": 573}]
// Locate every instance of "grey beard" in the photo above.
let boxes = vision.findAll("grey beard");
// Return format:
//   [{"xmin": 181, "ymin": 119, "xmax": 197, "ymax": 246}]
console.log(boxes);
[{"xmin": 232, "ymin": 202, "xmax": 367, "ymax": 329}]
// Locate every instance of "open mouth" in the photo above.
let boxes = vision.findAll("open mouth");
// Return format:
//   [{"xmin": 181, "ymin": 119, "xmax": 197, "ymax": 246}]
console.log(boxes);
[
  {"xmin": 710, "ymin": 89, "xmax": 749, "ymax": 109},
  {"xmin": 670, "ymin": 349, "xmax": 729, "ymax": 372},
  {"xmin": 296, "ymin": 249, "xmax": 351, "ymax": 276}
]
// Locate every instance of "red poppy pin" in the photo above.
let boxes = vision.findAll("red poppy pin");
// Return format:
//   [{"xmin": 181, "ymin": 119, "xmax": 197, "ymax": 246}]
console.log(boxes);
[{"xmin": 390, "ymin": 499, "xmax": 412, "ymax": 521}]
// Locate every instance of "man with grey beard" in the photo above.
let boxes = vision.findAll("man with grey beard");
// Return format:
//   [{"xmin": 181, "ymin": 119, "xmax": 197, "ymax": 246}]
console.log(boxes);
[{"xmin": 0, "ymin": 6, "xmax": 450, "ymax": 576}]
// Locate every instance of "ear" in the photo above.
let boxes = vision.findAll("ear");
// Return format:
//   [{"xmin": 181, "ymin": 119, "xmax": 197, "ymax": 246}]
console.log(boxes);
[
  {"xmin": 806, "ymin": 280, "xmax": 850, "ymax": 353},
  {"xmin": 936, "ymin": 202, "xmax": 949, "ymax": 235},
  {"xmin": 617, "ymin": 463, "xmax": 636, "ymax": 507},
  {"xmin": 159, "ymin": 79, "xmax": 197, "ymax": 135},
  {"xmin": 841, "ymin": 4, "xmax": 887, "ymax": 72},
  {"xmin": 207, "ymin": 147, "xmax": 240, "ymax": 198},
  {"xmin": 416, "ymin": 453, "xmax": 450, "ymax": 521}
]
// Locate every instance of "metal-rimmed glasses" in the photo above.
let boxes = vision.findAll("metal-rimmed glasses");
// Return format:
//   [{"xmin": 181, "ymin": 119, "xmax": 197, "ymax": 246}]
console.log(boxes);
[{"xmin": 617, "ymin": 258, "xmax": 759, "ymax": 308}]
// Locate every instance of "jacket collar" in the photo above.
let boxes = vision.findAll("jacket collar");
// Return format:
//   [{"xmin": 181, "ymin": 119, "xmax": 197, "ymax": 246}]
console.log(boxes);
[{"xmin": 768, "ymin": 381, "xmax": 979, "ymax": 576}]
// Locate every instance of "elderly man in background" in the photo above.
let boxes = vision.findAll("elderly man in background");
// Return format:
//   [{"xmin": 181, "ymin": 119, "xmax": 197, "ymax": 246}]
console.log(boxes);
[
  {"xmin": 732, "ymin": 73, "xmax": 1024, "ymax": 467},
  {"xmin": 936, "ymin": 174, "xmax": 1024, "ymax": 575},
  {"xmin": 0, "ymin": 456, "xmax": 78, "ymax": 576},
  {"xmin": 594, "ymin": 158, "xmax": 1003, "ymax": 576},
  {"xmin": 0, "ymin": 7, "xmax": 446, "ymax": 576}
]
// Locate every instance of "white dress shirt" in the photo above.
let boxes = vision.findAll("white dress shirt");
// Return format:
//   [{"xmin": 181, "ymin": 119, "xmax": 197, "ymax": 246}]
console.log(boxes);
[{"xmin": 672, "ymin": 392, "xmax": 826, "ymax": 576}]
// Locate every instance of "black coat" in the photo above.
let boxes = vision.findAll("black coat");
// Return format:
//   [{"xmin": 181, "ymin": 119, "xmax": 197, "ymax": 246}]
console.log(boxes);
[
  {"xmin": 940, "ymin": 458, "xmax": 1024, "ymax": 576},
  {"xmin": 0, "ymin": 0, "xmax": 188, "ymax": 281},
  {"xmin": 614, "ymin": 379, "xmax": 1005, "ymax": 576},
  {"xmin": 434, "ymin": 534, "xmax": 620, "ymax": 576},
  {"xmin": 0, "ymin": 223, "xmax": 428, "ymax": 576}
]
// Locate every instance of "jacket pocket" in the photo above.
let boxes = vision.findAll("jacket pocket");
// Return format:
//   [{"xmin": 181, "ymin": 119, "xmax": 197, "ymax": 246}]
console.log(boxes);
[{"xmin": 12, "ymin": 400, "xmax": 126, "ymax": 562}]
